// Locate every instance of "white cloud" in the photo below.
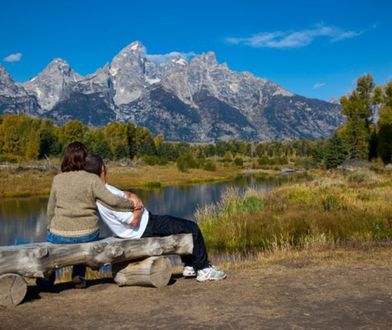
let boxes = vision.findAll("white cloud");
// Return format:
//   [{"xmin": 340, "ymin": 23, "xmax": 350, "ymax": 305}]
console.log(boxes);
[
  {"xmin": 226, "ymin": 24, "xmax": 363, "ymax": 49},
  {"xmin": 313, "ymin": 82, "xmax": 327, "ymax": 89},
  {"xmin": 146, "ymin": 51, "xmax": 196, "ymax": 64},
  {"xmin": 3, "ymin": 52, "xmax": 23, "ymax": 62}
]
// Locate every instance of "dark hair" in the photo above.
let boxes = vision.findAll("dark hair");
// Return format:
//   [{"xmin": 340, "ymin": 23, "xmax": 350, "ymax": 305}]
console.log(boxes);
[
  {"xmin": 61, "ymin": 141, "xmax": 88, "ymax": 172},
  {"xmin": 85, "ymin": 154, "xmax": 106, "ymax": 176}
]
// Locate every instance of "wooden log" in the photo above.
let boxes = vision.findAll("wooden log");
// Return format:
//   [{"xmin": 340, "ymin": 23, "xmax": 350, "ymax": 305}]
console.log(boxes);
[
  {"xmin": 113, "ymin": 256, "xmax": 172, "ymax": 288},
  {"xmin": 0, "ymin": 273, "xmax": 27, "ymax": 307},
  {"xmin": 0, "ymin": 234, "xmax": 193, "ymax": 279}
]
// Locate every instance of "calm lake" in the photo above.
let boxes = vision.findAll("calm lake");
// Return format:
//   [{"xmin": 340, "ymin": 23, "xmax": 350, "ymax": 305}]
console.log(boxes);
[{"xmin": 0, "ymin": 175, "xmax": 282, "ymax": 246}]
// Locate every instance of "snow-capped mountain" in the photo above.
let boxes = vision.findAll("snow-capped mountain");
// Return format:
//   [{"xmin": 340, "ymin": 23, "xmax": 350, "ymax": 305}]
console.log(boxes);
[{"xmin": 0, "ymin": 41, "xmax": 344, "ymax": 141}]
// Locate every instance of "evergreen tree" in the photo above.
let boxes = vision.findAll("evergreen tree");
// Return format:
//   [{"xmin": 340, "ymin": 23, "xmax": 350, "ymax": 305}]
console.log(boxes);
[
  {"xmin": 126, "ymin": 122, "xmax": 137, "ymax": 159},
  {"xmin": 323, "ymin": 133, "xmax": 348, "ymax": 169},
  {"xmin": 377, "ymin": 81, "xmax": 392, "ymax": 163},
  {"xmin": 340, "ymin": 74, "xmax": 376, "ymax": 160}
]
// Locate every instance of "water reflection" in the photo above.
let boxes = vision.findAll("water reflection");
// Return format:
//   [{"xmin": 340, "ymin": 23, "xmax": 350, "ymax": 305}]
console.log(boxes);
[
  {"xmin": 0, "ymin": 175, "xmax": 278, "ymax": 246},
  {"xmin": 0, "ymin": 197, "xmax": 48, "ymax": 246}
]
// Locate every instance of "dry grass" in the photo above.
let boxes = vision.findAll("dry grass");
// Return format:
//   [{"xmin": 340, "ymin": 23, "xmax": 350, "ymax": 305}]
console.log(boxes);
[
  {"xmin": 106, "ymin": 163, "xmax": 241, "ymax": 190},
  {"xmin": 0, "ymin": 169, "xmax": 56, "ymax": 197},
  {"xmin": 0, "ymin": 161, "xmax": 244, "ymax": 197},
  {"xmin": 214, "ymin": 245, "xmax": 392, "ymax": 271},
  {"xmin": 197, "ymin": 169, "xmax": 392, "ymax": 254}
]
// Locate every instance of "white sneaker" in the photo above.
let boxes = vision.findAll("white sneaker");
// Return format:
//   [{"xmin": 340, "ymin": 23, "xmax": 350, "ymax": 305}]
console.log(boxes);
[
  {"xmin": 183, "ymin": 266, "xmax": 196, "ymax": 277},
  {"xmin": 196, "ymin": 265, "xmax": 227, "ymax": 282}
]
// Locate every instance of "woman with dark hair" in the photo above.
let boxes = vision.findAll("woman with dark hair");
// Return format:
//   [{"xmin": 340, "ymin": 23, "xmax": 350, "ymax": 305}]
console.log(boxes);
[{"xmin": 41, "ymin": 141, "xmax": 136, "ymax": 288}]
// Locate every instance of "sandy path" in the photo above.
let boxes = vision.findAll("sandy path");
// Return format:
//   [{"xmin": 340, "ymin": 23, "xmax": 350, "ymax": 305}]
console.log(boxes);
[{"xmin": 1, "ymin": 250, "xmax": 392, "ymax": 329}]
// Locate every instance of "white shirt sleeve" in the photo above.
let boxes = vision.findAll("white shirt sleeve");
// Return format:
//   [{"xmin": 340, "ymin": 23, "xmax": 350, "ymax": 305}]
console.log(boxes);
[{"xmin": 100, "ymin": 184, "xmax": 133, "ymax": 224}]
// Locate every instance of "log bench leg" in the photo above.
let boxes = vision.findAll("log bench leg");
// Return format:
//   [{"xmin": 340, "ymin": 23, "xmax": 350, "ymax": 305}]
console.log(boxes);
[
  {"xmin": 0, "ymin": 273, "xmax": 27, "ymax": 307},
  {"xmin": 112, "ymin": 256, "xmax": 172, "ymax": 288}
]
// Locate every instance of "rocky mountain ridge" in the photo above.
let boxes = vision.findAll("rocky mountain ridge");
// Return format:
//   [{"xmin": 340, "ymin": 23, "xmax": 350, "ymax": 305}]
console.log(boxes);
[{"xmin": 0, "ymin": 41, "xmax": 344, "ymax": 141}]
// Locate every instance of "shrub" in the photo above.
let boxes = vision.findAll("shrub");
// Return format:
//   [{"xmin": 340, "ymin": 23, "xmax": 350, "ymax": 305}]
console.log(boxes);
[
  {"xmin": 142, "ymin": 181, "xmax": 161, "ymax": 188},
  {"xmin": 176, "ymin": 153, "xmax": 197, "ymax": 172},
  {"xmin": 0, "ymin": 154, "xmax": 20, "ymax": 163},
  {"xmin": 258, "ymin": 156, "xmax": 269, "ymax": 166},
  {"xmin": 223, "ymin": 151, "xmax": 233, "ymax": 163},
  {"xmin": 278, "ymin": 156, "xmax": 288, "ymax": 165},
  {"xmin": 347, "ymin": 170, "xmax": 377, "ymax": 183},
  {"xmin": 143, "ymin": 155, "xmax": 168, "ymax": 166},
  {"xmin": 234, "ymin": 157, "xmax": 244, "ymax": 167},
  {"xmin": 202, "ymin": 160, "xmax": 216, "ymax": 171},
  {"xmin": 294, "ymin": 157, "xmax": 318, "ymax": 169},
  {"xmin": 371, "ymin": 218, "xmax": 392, "ymax": 240},
  {"xmin": 321, "ymin": 194, "xmax": 341, "ymax": 211}
]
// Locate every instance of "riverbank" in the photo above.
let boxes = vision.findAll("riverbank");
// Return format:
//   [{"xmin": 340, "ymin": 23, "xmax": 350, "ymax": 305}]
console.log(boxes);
[
  {"xmin": 0, "ymin": 161, "xmax": 248, "ymax": 198},
  {"xmin": 1, "ymin": 247, "xmax": 391, "ymax": 329}
]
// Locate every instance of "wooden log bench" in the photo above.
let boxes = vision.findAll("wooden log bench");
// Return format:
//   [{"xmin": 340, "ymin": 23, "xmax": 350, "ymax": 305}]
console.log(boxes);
[{"xmin": 0, "ymin": 233, "xmax": 193, "ymax": 307}]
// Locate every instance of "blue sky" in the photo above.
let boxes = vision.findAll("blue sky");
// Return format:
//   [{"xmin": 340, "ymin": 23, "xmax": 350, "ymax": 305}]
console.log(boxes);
[{"xmin": 1, "ymin": 0, "xmax": 391, "ymax": 101}]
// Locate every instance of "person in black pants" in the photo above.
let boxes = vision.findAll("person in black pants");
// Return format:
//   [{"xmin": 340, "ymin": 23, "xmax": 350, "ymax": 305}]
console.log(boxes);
[
  {"xmin": 85, "ymin": 155, "xmax": 226, "ymax": 282},
  {"xmin": 142, "ymin": 213, "xmax": 209, "ymax": 272}
]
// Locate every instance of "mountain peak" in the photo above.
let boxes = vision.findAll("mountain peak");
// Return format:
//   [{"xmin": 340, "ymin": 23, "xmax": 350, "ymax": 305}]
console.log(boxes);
[
  {"xmin": 0, "ymin": 64, "xmax": 12, "ymax": 80},
  {"xmin": 21, "ymin": 58, "xmax": 82, "ymax": 111},
  {"xmin": 0, "ymin": 64, "xmax": 25, "ymax": 96},
  {"xmin": 51, "ymin": 57, "xmax": 69, "ymax": 65},
  {"xmin": 192, "ymin": 51, "xmax": 218, "ymax": 66},
  {"xmin": 118, "ymin": 41, "xmax": 146, "ymax": 56},
  {"xmin": 42, "ymin": 58, "xmax": 75, "ymax": 75},
  {"xmin": 129, "ymin": 40, "xmax": 144, "ymax": 50}
]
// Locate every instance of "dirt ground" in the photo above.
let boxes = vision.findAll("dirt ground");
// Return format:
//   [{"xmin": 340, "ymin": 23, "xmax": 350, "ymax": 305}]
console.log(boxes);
[{"xmin": 1, "ymin": 248, "xmax": 392, "ymax": 329}]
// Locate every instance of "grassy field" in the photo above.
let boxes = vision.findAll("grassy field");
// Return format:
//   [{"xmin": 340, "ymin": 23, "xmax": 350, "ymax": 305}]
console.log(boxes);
[
  {"xmin": 197, "ymin": 168, "xmax": 392, "ymax": 254},
  {"xmin": 0, "ymin": 160, "xmax": 248, "ymax": 197}
]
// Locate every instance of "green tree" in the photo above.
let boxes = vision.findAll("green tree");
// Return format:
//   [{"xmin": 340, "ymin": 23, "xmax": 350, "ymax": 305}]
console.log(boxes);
[
  {"xmin": 377, "ymin": 81, "xmax": 392, "ymax": 163},
  {"xmin": 25, "ymin": 130, "xmax": 40, "ymax": 159},
  {"xmin": 126, "ymin": 122, "xmax": 137, "ymax": 159},
  {"xmin": 0, "ymin": 114, "xmax": 41, "ymax": 159},
  {"xmin": 176, "ymin": 153, "xmax": 197, "ymax": 172},
  {"xmin": 86, "ymin": 129, "xmax": 112, "ymax": 159},
  {"xmin": 39, "ymin": 120, "xmax": 61, "ymax": 157},
  {"xmin": 105, "ymin": 122, "xmax": 129, "ymax": 159},
  {"xmin": 323, "ymin": 133, "xmax": 348, "ymax": 169},
  {"xmin": 61, "ymin": 120, "xmax": 87, "ymax": 147},
  {"xmin": 134, "ymin": 126, "xmax": 156, "ymax": 157},
  {"xmin": 340, "ymin": 74, "xmax": 377, "ymax": 160}
]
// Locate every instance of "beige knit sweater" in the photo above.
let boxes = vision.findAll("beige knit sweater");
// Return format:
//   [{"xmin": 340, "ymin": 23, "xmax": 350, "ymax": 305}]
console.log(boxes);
[{"xmin": 47, "ymin": 170, "xmax": 134, "ymax": 237}]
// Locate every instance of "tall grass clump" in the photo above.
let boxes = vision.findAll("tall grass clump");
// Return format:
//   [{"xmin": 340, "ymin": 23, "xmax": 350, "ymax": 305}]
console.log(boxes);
[{"xmin": 196, "ymin": 170, "xmax": 392, "ymax": 255}]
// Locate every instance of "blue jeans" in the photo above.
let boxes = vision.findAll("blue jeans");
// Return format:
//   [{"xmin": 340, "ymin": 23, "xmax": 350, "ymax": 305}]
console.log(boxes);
[{"xmin": 47, "ymin": 230, "xmax": 100, "ymax": 279}]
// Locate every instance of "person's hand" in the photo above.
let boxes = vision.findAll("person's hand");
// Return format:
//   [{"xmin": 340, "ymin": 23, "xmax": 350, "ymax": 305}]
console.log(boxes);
[
  {"xmin": 130, "ymin": 208, "xmax": 143, "ymax": 228},
  {"xmin": 124, "ymin": 191, "xmax": 144, "ymax": 209}
]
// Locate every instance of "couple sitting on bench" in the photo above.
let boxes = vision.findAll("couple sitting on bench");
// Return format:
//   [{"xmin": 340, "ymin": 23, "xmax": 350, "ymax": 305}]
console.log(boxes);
[{"xmin": 41, "ymin": 142, "xmax": 226, "ymax": 288}]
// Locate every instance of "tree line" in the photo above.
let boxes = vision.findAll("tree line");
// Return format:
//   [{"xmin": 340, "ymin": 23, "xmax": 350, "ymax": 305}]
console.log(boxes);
[
  {"xmin": 0, "ymin": 114, "xmax": 322, "ymax": 164},
  {"xmin": 0, "ymin": 73, "xmax": 390, "ymax": 169}
]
